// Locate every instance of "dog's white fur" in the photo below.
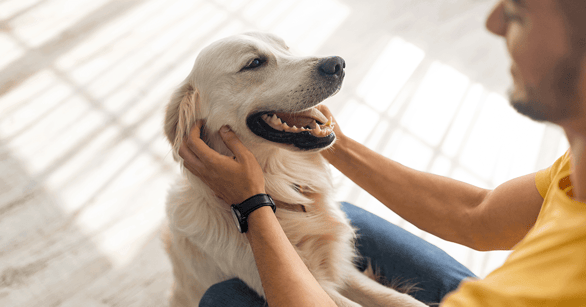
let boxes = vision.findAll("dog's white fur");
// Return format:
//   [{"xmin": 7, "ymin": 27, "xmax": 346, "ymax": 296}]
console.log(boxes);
[{"xmin": 162, "ymin": 32, "xmax": 426, "ymax": 307}]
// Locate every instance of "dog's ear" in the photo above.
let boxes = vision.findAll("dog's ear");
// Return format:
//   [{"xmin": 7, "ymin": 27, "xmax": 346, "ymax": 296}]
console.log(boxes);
[{"xmin": 164, "ymin": 82, "xmax": 201, "ymax": 160}]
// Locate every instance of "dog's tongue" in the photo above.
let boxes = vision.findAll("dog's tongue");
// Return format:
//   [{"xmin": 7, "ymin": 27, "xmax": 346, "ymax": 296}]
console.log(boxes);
[{"xmin": 275, "ymin": 108, "xmax": 328, "ymax": 127}]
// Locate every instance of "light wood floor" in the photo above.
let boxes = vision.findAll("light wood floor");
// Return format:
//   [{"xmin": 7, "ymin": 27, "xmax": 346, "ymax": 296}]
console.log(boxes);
[{"xmin": 0, "ymin": 0, "xmax": 568, "ymax": 306}]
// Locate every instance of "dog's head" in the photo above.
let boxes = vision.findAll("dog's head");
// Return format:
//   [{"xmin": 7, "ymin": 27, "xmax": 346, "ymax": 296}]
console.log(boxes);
[{"xmin": 164, "ymin": 32, "xmax": 345, "ymax": 160}]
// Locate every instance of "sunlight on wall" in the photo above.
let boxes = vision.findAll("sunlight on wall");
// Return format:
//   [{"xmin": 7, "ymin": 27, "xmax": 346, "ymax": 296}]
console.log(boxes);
[
  {"xmin": 6, "ymin": 0, "xmax": 111, "ymax": 48},
  {"xmin": 558, "ymin": 135, "xmax": 570, "ymax": 155},
  {"xmin": 357, "ymin": 37, "xmax": 425, "ymax": 113},
  {"xmin": 0, "ymin": 34, "xmax": 24, "ymax": 71},
  {"xmin": 456, "ymin": 93, "xmax": 546, "ymax": 187},
  {"xmin": 441, "ymin": 83, "xmax": 485, "ymax": 158},
  {"xmin": 0, "ymin": 0, "xmax": 41, "ymax": 20},
  {"xmin": 399, "ymin": 61, "xmax": 470, "ymax": 147},
  {"xmin": 0, "ymin": 67, "xmax": 171, "ymax": 268},
  {"xmin": 335, "ymin": 99, "xmax": 381, "ymax": 144},
  {"xmin": 246, "ymin": 0, "xmax": 350, "ymax": 54}
]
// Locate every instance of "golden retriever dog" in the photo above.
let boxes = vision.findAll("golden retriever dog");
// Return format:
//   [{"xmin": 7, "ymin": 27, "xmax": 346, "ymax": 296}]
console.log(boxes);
[{"xmin": 162, "ymin": 32, "xmax": 426, "ymax": 307}]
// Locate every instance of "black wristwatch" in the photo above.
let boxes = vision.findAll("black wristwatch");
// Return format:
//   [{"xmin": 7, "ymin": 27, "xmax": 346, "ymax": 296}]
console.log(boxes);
[{"xmin": 231, "ymin": 194, "xmax": 276, "ymax": 233}]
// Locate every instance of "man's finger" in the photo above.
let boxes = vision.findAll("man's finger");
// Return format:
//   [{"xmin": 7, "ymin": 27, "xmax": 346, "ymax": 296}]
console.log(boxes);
[
  {"xmin": 185, "ymin": 121, "xmax": 223, "ymax": 164},
  {"xmin": 195, "ymin": 119, "xmax": 205, "ymax": 133},
  {"xmin": 179, "ymin": 141, "xmax": 205, "ymax": 171},
  {"xmin": 186, "ymin": 119, "xmax": 205, "ymax": 143},
  {"xmin": 219, "ymin": 126, "xmax": 252, "ymax": 161},
  {"xmin": 316, "ymin": 105, "xmax": 334, "ymax": 120}
]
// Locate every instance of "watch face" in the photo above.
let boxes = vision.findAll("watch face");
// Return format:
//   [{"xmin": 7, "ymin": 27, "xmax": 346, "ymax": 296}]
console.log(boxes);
[{"xmin": 231, "ymin": 206, "xmax": 243, "ymax": 233}]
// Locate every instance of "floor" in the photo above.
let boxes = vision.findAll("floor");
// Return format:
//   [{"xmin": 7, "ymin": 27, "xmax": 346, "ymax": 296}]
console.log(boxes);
[{"xmin": 0, "ymin": 0, "xmax": 569, "ymax": 306}]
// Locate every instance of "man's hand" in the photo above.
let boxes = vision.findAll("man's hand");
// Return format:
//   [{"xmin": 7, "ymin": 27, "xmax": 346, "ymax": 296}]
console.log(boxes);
[
  {"xmin": 315, "ymin": 105, "xmax": 345, "ymax": 162},
  {"xmin": 178, "ymin": 120, "xmax": 266, "ymax": 205}
]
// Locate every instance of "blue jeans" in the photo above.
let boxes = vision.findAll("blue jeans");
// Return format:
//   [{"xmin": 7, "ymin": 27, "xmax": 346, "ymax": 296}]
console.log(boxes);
[{"xmin": 199, "ymin": 202, "xmax": 476, "ymax": 306}]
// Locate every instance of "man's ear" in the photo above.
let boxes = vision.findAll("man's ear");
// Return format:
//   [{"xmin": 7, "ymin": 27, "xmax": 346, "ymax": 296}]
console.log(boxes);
[{"xmin": 164, "ymin": 82, "xmax": 201, "ymax": 160}]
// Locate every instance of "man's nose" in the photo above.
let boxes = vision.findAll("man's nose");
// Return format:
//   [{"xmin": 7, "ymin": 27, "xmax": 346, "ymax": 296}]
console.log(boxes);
[{"xmin": 486, "ymin": 1, "xmax": 507, "ymax": 37}]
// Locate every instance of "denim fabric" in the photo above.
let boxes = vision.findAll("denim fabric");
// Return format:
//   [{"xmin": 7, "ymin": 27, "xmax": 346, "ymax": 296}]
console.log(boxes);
[{"xmin": 199, "ymin": 202, "xmax": 476, "ymax": 306}]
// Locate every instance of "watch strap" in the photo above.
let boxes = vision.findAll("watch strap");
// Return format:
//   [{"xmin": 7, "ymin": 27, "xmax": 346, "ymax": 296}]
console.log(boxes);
[
  {"xmin": 232, "ymin": 194, "xmax": 276, "ymax": 233},
  {"xmin": 236, "ymin": 194, "xmax": 276, "ymax": 217}
]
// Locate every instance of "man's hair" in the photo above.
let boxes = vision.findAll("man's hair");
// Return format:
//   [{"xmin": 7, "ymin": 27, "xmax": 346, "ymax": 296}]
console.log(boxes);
[{"xmin": 557, "ymin": 1, "xmax": 586, "ymax": 54}]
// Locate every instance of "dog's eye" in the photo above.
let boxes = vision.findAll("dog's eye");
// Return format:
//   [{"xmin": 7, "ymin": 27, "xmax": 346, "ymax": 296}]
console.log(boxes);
[{"xmin": 244, "ymin": 58, "xmax": 265, "ymax": 70}]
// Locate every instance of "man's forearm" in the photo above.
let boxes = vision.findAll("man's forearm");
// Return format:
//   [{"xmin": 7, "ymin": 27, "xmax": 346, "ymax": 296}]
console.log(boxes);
[
  {"xmin": 324, "ymin": 136, "xmax": 489, "ymax": 247},
  {"xmin": 246, "ymin": 206, "xmax": 337, "ymax": 307}
]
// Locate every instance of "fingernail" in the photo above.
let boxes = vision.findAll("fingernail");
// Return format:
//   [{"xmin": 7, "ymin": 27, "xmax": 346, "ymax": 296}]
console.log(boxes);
[{"xmin": 220, "ymin": 126, "xmax": 230, "ymax": 133}]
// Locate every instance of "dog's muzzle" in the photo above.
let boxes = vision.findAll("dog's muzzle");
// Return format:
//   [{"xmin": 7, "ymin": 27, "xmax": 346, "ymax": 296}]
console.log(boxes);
[{"xmin": 246, "ymin": 56, "xmax": 345, "ymax": 150}]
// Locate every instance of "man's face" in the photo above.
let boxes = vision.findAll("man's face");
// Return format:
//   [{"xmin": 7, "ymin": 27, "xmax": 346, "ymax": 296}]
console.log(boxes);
[{"xmin": 486, "ymin": 0, "xmax": 585, "ymax": 124}]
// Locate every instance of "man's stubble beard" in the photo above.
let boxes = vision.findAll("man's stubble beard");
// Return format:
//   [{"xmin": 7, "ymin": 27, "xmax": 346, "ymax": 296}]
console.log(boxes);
[{"xmin": 509, "ymin": 54, "xmax": 583, "ymax": 124}]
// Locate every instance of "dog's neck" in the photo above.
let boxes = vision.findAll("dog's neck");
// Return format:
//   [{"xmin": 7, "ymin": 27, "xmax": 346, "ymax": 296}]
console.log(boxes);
[
  {"xmin": 202, "ymin": 131, "xmax": 333, "ymax": 210},
  {"xmin": 274, "ymin": 185, "xmax": 309, "ymax": 212}
]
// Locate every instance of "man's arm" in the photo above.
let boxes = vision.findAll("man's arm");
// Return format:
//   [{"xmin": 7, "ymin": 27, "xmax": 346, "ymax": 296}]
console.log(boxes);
[
  {"xmin": 319, "ymin": 106, "xmax": 543, "ymax": 251},
  {"xmin": 246, "ymin": 206, "xmax": 337, "ymax": 307}
]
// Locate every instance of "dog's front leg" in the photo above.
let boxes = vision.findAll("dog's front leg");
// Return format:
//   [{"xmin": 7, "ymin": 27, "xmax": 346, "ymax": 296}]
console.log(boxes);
[
  {"xmin": 340, "ymin": 268, "xmax": 429, "ymax": 307},
  {"xmin": 323, "ymin": 286, "xmax": 363, "ymax": 307}
]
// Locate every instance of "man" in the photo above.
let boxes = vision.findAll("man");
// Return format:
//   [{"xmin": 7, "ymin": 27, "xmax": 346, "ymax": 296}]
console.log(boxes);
[{"xmin": 178, "ymin": 0, "xmax": 586, "ymax": 306}]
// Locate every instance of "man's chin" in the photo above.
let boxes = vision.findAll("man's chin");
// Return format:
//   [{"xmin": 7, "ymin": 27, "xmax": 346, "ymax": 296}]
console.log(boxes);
[
  {"xmin": 508, "ymin": 86, "xmax": 581, "ymax": 124},
  {"xmin": 508, "ymin": 54, "xmax": 583, "ymax": 125},
  {"xmin": 508, "ymin": 86, "xmax": 552, "ymax": 122},
  {"xmin": 509, "ymin": 98, "xmax": 549, "ymax": 122}
]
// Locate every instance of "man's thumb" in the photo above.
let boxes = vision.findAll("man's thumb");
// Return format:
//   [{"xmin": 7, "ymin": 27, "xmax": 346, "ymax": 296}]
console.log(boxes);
[
  {"xmin": 220, "ymin": 126, "xmax": 231, "ymax": 134},
  {"xmin": 219, "ymin": 126, "xmax": 248, "ymax": 159}
]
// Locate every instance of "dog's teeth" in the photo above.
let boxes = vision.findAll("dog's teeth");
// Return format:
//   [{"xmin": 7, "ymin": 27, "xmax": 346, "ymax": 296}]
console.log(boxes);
[
  {"xmin": 271, "ymin": 115, "xmax": 280, "ymax": 125},
  {"xmin": 285, "ymin": 125, "xmax": 300, "ymax": 132}
]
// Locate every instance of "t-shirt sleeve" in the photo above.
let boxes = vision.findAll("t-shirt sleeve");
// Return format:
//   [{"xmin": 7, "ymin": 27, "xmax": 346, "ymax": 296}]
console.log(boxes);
[{"xmin": 534, "ymin": 150, "xmax": 571, "ymax": 199}]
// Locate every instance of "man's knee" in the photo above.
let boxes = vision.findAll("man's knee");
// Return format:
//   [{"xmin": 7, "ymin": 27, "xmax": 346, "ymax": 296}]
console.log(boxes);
[
  {"xmin": 199, "ymin": 278, "xmax": 266, "ymax": 307},
  {"xmin": 199, "ymin": 278, "xmax": 242, "ymax": 307}
]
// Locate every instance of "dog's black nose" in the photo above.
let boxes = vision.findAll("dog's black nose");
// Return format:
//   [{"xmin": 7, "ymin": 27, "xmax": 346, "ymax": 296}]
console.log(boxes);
[{"xmin": 318, "ymin": 56, "xmax": 345, "ymax": 77}]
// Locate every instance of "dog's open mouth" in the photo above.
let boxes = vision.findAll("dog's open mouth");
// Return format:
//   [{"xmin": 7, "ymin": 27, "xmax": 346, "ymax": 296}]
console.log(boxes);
[{"xmin": 246, "ymin": 107, "xmax": 336, "ymax": 150}]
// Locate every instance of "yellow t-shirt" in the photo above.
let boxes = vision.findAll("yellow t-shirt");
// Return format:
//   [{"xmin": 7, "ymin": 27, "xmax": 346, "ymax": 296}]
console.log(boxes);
[{"xmin": 442, "ymin": 151, "xmax": 586, "ymax": 306}]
